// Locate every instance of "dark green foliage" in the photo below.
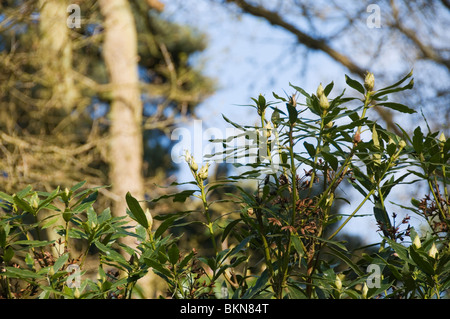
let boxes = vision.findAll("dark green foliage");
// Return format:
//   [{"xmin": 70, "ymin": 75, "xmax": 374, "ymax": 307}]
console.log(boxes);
[{"xmin": 1, "ymin": 71, "xmax": 449, "ymax": 299}]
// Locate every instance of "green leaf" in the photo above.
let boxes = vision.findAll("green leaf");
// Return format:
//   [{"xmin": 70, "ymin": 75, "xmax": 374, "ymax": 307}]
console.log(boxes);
[
  {"xmin": 287, "ymin": 103, "xmax": 297, "ymax": 125},
  {"xmin": 385, "ymin": 238, "xmax": 408, "ymax": 262},
  {"xmin": 291, "ymin": 235, "xmax": 306, "ymax": 257},
  {"xmin": 409, "ymin": 246, "xmax": 435, "ymax": 276},
  {"xmin": 345, "ymin": 74, "xmax": 365, "ymax": 94},
  {"xmin": 304, "ymin": 141, "xmax": 316, "ymax": 158},
  {"xmin": 72, "ymin": 190, "xmax": 98, "ymax": 213},
  {"xmin": 272, "ymin": 92, "xmax": 287, "ymax": 102},
  {"xmin": 53, "ymin": 253, "xmax": 69, "ymax": 272},
  {"xmin": 94, "ymin": 242, "xmax": 130, "ymax": 270},
  {"xmin": 178, "ymin": 251, "xmax": 195, "ymax": 270},
  {"xmin": 5, "ymin": 266, "xmax": 41, "ymax": 279},
  {"xmin": 376, "ymin": 69, "xmax": 413, "ymax": 93},
  {"xmin": 241, "ymin": 268, "xmax": 270, "ymax": 299},
  {"xmin": 125, "ymin": 192, "xmax": 148, "ymax": 229},
  {"xmin": 321, "ymin": 151, "xmax": 338, "ymax": 171},
  {"xmin": 70, "ymin": 181, "xmax": 86, "ymax": 192},
  {"xmin": 4, "ymin": 246, "xmax": 14, "ymax": 262},
  {"xmin": 0, "ymin": 226, "xmax": 6, "ymax": 248},
  {"xmin": 373, "ymin": 197, "xmax": 391, "ymax": 236},
  {"xmin": 222, "ymin": 218, "xmax": 242, "ymax": 242},
  {"xmin": 13, "ymin": 195, "xmax": 34, "ymax": 215},
  {"xmin": 289, "ymin": 82, "xmax": 310, "ymax": 99},
  {"xmin": 150, "ymin": 190, "xmax": 197, "ymax": 203},
  {"xmin": 372, "ymin": 79, "xmax": 414, "ymax": 99},
  {"xmin": 168, "ymin": 244, "xmax": 179, "ymax": 265},
  {"xmin": 412, "ymin": 126, "xmax": 424, "ymax": 153},
  {"xmin": 230, "ymin": 235, "xmax": 253, "ymax": 256},
  {"xmin": 324, "ymin": 81, "xmax": 334, "ymax": 96},
  {"xmin": 377, "ymin": 102, "xmax": 416, "ymax": 114},
  {"xmin": 0, "ymin": 191, "xmax": 13, "ymax": 203},
  {"xmin": 13, "ymin": 240, "xmax": 54, "ymax": 248},
  {"xmin": 86, "ymin": 206, "xmax": 98, "ymax": 228},
  {"xmin": 154, "ymin": 215, "xmax": 179, "ymax": 239},
  {"xmin": 145, "ymin": 259, "xmax": 172, "ymax": 280},
  {"xmin": 325, "ymin": 247, "xmax": 363, "ymax": 276}
]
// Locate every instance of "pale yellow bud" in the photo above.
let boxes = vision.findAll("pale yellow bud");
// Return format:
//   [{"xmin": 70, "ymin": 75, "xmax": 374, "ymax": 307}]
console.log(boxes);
[
  {"xmin": 319, "ymin": 94, "xmax": 329, "ymax": 111},
  {"xmin": 74, "ymin": 287, "xmax": 81, "ymax": 299},
  {"xmin": 316, "ymin": 83, "xmax": 324, "ymax": 98},
  {"xmin": 198, "ymin": 163, "xmax": 209, "ymax": 180},
  {"xmin": 364, "ymin": 72, "xmax": 375, "ymax": 92},
  {"xmin": 184, "ymin": 149, "xmax": 192, "ymax": 164},
  {"xmin": 399, "ymin": 140, "xmax": 406, "ymax": 149},
  {"xmin": 428, "ymin": 243, "xmax": 438, "ymax": 259},
  {"xmin": 412, "ymin": 235, "xmax": 421, "ymax": 249},
  {"xmin": 30, "ymin": 192, "xmax": 39, "ymax": 210},
  {"xmin": 439, "ymin": 132, "xmax": 446, "ymax": 147},
  {"xmin": 145, "ymin": 208, "xmax": 153, "ymax": 231},
  {"xmin": 335, "ymin": 276, "xmax": 342, "ymax": 291},
  {"xmin": 362, "ymin": 282, "xmax": 368, "ymax": 299},
  {"xmin": 190, "ymin": 157, "xmax": 198, "ymax": 172}
]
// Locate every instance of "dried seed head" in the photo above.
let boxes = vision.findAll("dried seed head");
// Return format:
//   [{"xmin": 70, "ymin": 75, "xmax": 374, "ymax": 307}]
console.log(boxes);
[
  {"xmin": 353, "ymin": 131, "xmax": 361, "ymax": 144},
  {"xmin": 289, "ymin": 94, "xmax": 297, "ymax": 108}
]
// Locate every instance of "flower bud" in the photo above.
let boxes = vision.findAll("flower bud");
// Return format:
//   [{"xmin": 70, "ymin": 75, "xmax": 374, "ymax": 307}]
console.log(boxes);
[
  {"xmin": 316, "ymin": 83, "xmax": 324, "ymax": 98},
  {"xmin": 325, "ymin": 121, "xmax": 334, "ymax": 129},
  {"xmin": 198, "ymin": 163, "xmax": 209, "ymax": 180},
  {"xmin": 30, "ymin": 192, "xmax": 39, "ymax": 210},
  {"xmin": 362, "ymin": 282, "xmax": 368, "ymax": 299},
  {"xmin": 335, "ymin": 276, "xmax": 342, "ymax": 291},
  {"xmin": 439, "ymin": 132, "xmax": 446, "ymax": 148},
  {"xmin": 271, "ymin": 109, "xmax": 280, "ymax": 127},
  {"xmin": 184, "ymin": 149, "xmax": 192, "ymax": 164},
  {"xmin": 364, "ymin": 72, "xmax": 375, "ymax": 92},
  {"xmin": 145, "ymin": 208, "xmax": 153, "ymax": 231},
  {"xmin": 319, "ymin": 94, "xmax": 329, "ymax": 111},
  {"xmin": 74, "ymin": 287, "xmax": 81, "ymax": 299},
  {"xmin": 412, "ymin": 235, "xmax": 421, "ymax": 249},
  {"xmin": 398, "ymin": 140, "xmax": 406, "ymax": 149},
  {"xmin": 190, "ymin": 157, "xmax": 198, "ymax": 172},
  {"xmin": 428, "ymin": 242, "xmax": 438, "ymax": 259}
]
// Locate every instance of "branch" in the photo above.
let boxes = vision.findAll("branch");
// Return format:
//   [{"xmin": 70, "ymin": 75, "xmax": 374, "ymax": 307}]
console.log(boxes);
[
  {"xmin": 225, "ymin": 0, "xmax": 402, "ymax": 135},
  {"xmin": 225, "ymin": 0, "xmax": 366, "ymax": 77}
]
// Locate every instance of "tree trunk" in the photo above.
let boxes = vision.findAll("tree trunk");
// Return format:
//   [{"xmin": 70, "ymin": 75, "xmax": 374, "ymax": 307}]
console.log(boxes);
[
  {"xmin": 39, "ymin": 0, "xmax": 78, "ymax": 109},
  {"xmin": 99, "ymin": 0, "xmax": 145, "ymax": 239}
]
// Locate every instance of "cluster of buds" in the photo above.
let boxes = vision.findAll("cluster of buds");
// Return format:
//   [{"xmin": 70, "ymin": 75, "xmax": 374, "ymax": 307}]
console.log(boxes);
[
  {"xmin": 316, "ymin": 83, "xmax": 329, "ymax": 115},
  {"xmin": 184, "ymin": 150, "xmax": 209, "ymax": 181},
  {"xmin": 198, "ymin": 163, "xmax": 209, "ymax": 180},
  {"xmin": 184, "ymin": 150, "xmax": 198, "ymax": 172}
]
